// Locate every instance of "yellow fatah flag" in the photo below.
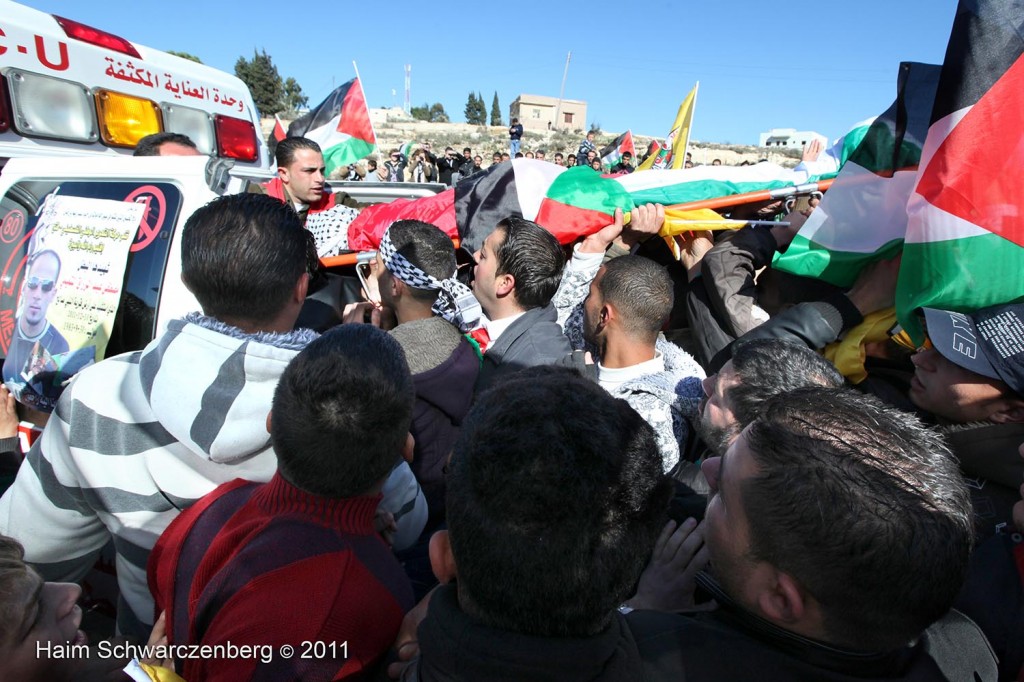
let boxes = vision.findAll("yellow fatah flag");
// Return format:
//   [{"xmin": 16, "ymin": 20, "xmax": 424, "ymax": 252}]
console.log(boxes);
[
  {"xmin": 661, "ymin": 207, "xmax": 732, "ymax": 235},
  {"xmin": 823, "ymin": 308, "xmax": 897, "ymax": 384},
  {"xmin": 668, "ymin": 82, "xmax": 699, "ymax": 170},
  {"xmin": 658, "ymin": 207, "xmax": 727, "ymax": 259}
]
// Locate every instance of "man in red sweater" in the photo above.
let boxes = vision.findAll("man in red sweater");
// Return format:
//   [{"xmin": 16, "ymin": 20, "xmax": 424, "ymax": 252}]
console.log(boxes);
[{"xmin": 148, "ymin": 325, "xmax": 415, "ymax": 681}]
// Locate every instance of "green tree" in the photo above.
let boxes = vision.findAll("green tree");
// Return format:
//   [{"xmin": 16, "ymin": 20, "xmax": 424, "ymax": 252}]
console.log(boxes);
[
  {"xmin": 465, "ymin": 92, "xmax": 486, "ymax": 125},
  {"xmin": 429, "ymin": 102, "xmax": 449, "ymax": 123},
  {"xmin": 234, "ymin": 49, "xmax": 284, "ymax": 116},
  {"xmin": 282, "ymin": 77, "xmax": 308, "ymax": 112},
  {"xmin": 475, "ymin": 91, "xmax": 487, "ymax": 125},
  {"xmin": 411, "ymin": 103, "xmax": 431, "ymax": 121},
  {"xmin": 490, "ymin": 91, "xmax": 502, "ymax": 126},
  {"xmin": 168, "ymin": 51, "xmax": 202, "ymax": 63}
]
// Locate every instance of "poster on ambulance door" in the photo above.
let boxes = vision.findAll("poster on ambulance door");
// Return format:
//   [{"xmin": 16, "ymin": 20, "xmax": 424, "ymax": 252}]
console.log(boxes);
[{"xmin": 1, "ymin": 194, "xmax": 141, "ymax": 412}]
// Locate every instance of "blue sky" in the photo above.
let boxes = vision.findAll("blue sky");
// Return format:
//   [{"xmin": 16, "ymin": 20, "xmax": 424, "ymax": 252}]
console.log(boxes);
[{"xmin": 25, "ymin": 0, "xmax": 959, "ymax": 144}]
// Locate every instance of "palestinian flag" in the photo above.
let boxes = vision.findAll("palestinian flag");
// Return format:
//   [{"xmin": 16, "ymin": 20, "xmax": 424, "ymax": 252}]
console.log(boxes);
[
  {"xmin": 639, "ymin": 140, "xmax": 662, "ymax": 166},
  {"xmin": 347, "ymin": 159, "xmax": 822, "ymax": 252},
  {"xmin": 266, "ymin": 114, "xmax": 288, "ymax": 157},
  {"xmin": 619, "ymin": 161, "xmax": 816, "ymax": 207},
  {"xmin": 600, "ymin": 131, "xmax": 635, "ymax": 169},
  {"xmin": 897, "ymin": 0, "xmax": 1024, "ymax": 342},
  {"xmin": 347, "ymin": 189, "xmax": 458, "ymax": 252},
  {"xmin": 772, "ymin": 61, "xmax": 941, "ymax": 286},
  {"xmin": 272, "ymin": 114, "xmax": 287, "ymax": 142},
  {"xmin": 399, "ymin": 140, "xmax": 418, "ymax": 159},
  {"xmin": 286, "ymin": 77, "xmax": 376, "ymax": 175}
]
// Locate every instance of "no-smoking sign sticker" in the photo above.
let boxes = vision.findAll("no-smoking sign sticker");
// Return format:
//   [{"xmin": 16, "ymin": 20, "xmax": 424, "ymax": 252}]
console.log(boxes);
[{"xmin": 124, "ymin": 185, "xmax": 167, "ymax": 252}]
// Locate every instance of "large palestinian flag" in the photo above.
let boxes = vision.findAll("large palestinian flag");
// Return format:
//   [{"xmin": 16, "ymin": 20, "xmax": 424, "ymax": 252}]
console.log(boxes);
[
  {"xmin": 897, "ymin": 0, "xmax": 1024, "ymax": 342},
  {"xmin": 772, "ymin": 61, "xmax": 941, "ymax": 286},
  {"xmin": 285, "ymin": 78, "xmax": 376, "ymax": 175},
  {"xmin": 346, "ymin": 159, "xmax": 824, "ymax": 252}
]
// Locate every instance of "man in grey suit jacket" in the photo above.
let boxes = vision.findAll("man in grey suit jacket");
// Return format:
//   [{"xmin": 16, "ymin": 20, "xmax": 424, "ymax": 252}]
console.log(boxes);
[{"xmin": 471, "ymin": 217, "xmax": 571, "ymax": 393}]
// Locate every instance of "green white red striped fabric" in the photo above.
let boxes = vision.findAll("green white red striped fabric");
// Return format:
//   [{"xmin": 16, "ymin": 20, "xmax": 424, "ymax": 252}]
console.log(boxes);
[
  {"xmin": 347, "ymin": 158, "xmax": 822, "ymax": 251},
  {"xmin": 773, "ymin": 61, "xmax": 940, "ymax": 286}
]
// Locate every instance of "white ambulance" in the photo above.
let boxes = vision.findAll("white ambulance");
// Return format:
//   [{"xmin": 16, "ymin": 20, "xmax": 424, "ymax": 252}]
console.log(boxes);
[{"xmin": 0, "ymin": 1, "xmax": 269, "ymax": 168}]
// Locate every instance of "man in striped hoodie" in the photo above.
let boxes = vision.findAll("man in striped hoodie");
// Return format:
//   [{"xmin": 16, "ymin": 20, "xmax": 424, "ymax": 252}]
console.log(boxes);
[{"xmin": 0, "ymin": 193, "xmax": 320, "ymax": 639}]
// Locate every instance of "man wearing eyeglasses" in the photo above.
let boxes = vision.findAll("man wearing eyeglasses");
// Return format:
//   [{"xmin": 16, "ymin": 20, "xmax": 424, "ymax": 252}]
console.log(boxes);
[{"xmin": 2, "ymin": 249, "xmax": 69, "ymax": 389}]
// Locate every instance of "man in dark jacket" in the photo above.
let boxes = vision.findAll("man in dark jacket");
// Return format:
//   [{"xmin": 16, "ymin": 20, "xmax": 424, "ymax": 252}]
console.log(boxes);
[
  {"xmin": 375, "ymin": 220, "xmax": 480, "ymax": 527},
  {"xmin": 456, "ymin": 147, "xmax": 476, "ymax": 181},
  {"xmin": 508, "ymin": 118, "xmax": 523, "ymax": 156},
  {"xmin": 611, "ymin": 151, "xmax": 635, "ymax": 174},
  {"xmin": 470, "ymin": 217, "xmax": 571, "ymax": 392},
  {"xmin": 435, "ymin": 147, "xmax": 461, "ymax": 186},
  {"xmin": 401, "ymin": 367, "xmax": 673, "ymax": 681}
]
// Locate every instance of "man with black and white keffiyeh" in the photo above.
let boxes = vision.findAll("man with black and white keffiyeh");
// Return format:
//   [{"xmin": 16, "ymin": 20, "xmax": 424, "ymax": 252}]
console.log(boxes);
[{"xmin": 375, "ymin": 221, "xmax": 480, "ymax": 528}]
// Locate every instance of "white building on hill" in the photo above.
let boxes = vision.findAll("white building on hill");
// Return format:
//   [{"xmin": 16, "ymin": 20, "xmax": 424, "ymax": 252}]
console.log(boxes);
[{"xmin": 758, "ymin": 128, "xmax": 827, "ymax": 149}]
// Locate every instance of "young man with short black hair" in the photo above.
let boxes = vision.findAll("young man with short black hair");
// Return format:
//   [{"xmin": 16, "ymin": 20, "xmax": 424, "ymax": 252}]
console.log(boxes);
[
  {"xmin": 262, "ymin": 136, "xmax": 360, "ymax": 258},
  {"xmin": 611, "ymin": 151, "xmax": 634, "ymax": 174},
  {"xmin": 436, "ymin": 147, "xmax": 461, "ymax": 187},
  {"xmin": 150, "ymin": 326, "xmax": 416, "ymax": 681},
  {"xmin": 375, "ymin": 221, "xmax": 480, "ymax": 525},
  {"xmin": 632, "ymin": 387, "xmax": 997, "ymax": 680},
  {"xmin": 696, "ymin": 338, "xmax": 845, "ymax": 456},
  {"xmin": 555, "ymin": 205, "xmax": 704, "ymax": 472},
  {"xmin": 471, "ymin": 217, "xmax": 571, "ymax": 391},
  {"xmin": 403, "ymin": 367, "xmax": 672, "ymax": 680},
  {"xmin": 133, "ymin": 131, "xmax": 201, "ymax": 157}
]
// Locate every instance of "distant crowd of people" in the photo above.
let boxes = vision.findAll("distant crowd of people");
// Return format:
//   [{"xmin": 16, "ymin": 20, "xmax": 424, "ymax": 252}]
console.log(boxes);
[{"xmin": 329, "ymin": 123, "xmax": 749, "ymax": 186}]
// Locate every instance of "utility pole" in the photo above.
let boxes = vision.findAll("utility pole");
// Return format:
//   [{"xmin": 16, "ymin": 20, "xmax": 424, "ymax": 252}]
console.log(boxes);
[
  {"xmin": 404, "ymin": 64, "xmax": 411, "ymax": 114},
  {"xmin": 554, "ymin": 51, "xmax": 571, "ymax": 131}
]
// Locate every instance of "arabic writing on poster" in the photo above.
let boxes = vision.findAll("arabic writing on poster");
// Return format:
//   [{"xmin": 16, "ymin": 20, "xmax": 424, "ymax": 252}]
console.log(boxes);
[
  {"xmin": 1, "ymin": 195, "xmax": 142, "ymax": 412},
  {"xmin": 103, "ymin": 57, "xmax": 246, "ymax": 112}
]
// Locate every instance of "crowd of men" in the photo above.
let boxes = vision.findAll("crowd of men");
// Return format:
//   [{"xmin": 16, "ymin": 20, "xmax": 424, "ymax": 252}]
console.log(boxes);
[
  {"xmin": 332, "ymin": 126, "xmax": 660, "ymax": 186},
  {"xmin": 0, "ymin": 132, "xmax": 1019, "ymax": 681},
  {"xmin": 358, "ymin": 142, "xmax": 632, "ymax": 187}
]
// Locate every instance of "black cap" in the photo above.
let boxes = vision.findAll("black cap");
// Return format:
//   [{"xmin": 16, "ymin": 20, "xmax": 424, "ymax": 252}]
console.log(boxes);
[{"xmin": 923, "ymin": 303, "xmax": 1024, "ymax": 395}]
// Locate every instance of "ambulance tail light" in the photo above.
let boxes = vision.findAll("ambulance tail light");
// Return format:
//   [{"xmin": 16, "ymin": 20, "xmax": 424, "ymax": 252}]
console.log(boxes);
[
  {"xmin": 6, "ymin": 69, "xmax": 97, "ymax": 143},
  {"xmin": 53, "ymin": 15, "xmax": 142, "ymax": 58},
  {"xmin": 162, "ymin": 104, "xmax": 214, "ymax": 155},
  {"xmin": 214, "ymin": 115, "xmax": 257, "ymax": 162},
  {"xmin": 95, "ymin": 89, "xmax": 161, "ymax": 148}
]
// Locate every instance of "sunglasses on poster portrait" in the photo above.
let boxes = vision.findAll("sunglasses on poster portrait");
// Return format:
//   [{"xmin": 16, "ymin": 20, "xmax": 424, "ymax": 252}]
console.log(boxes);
[{"xmin": 25, "ymin": 277, "xmax": 55, "ymax": 293}]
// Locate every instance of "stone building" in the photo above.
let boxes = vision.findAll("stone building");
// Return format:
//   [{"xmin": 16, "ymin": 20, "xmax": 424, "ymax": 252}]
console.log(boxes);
[{"xmin": 510, "ymin": 94, "xmax": 587, "ymax": 132}]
